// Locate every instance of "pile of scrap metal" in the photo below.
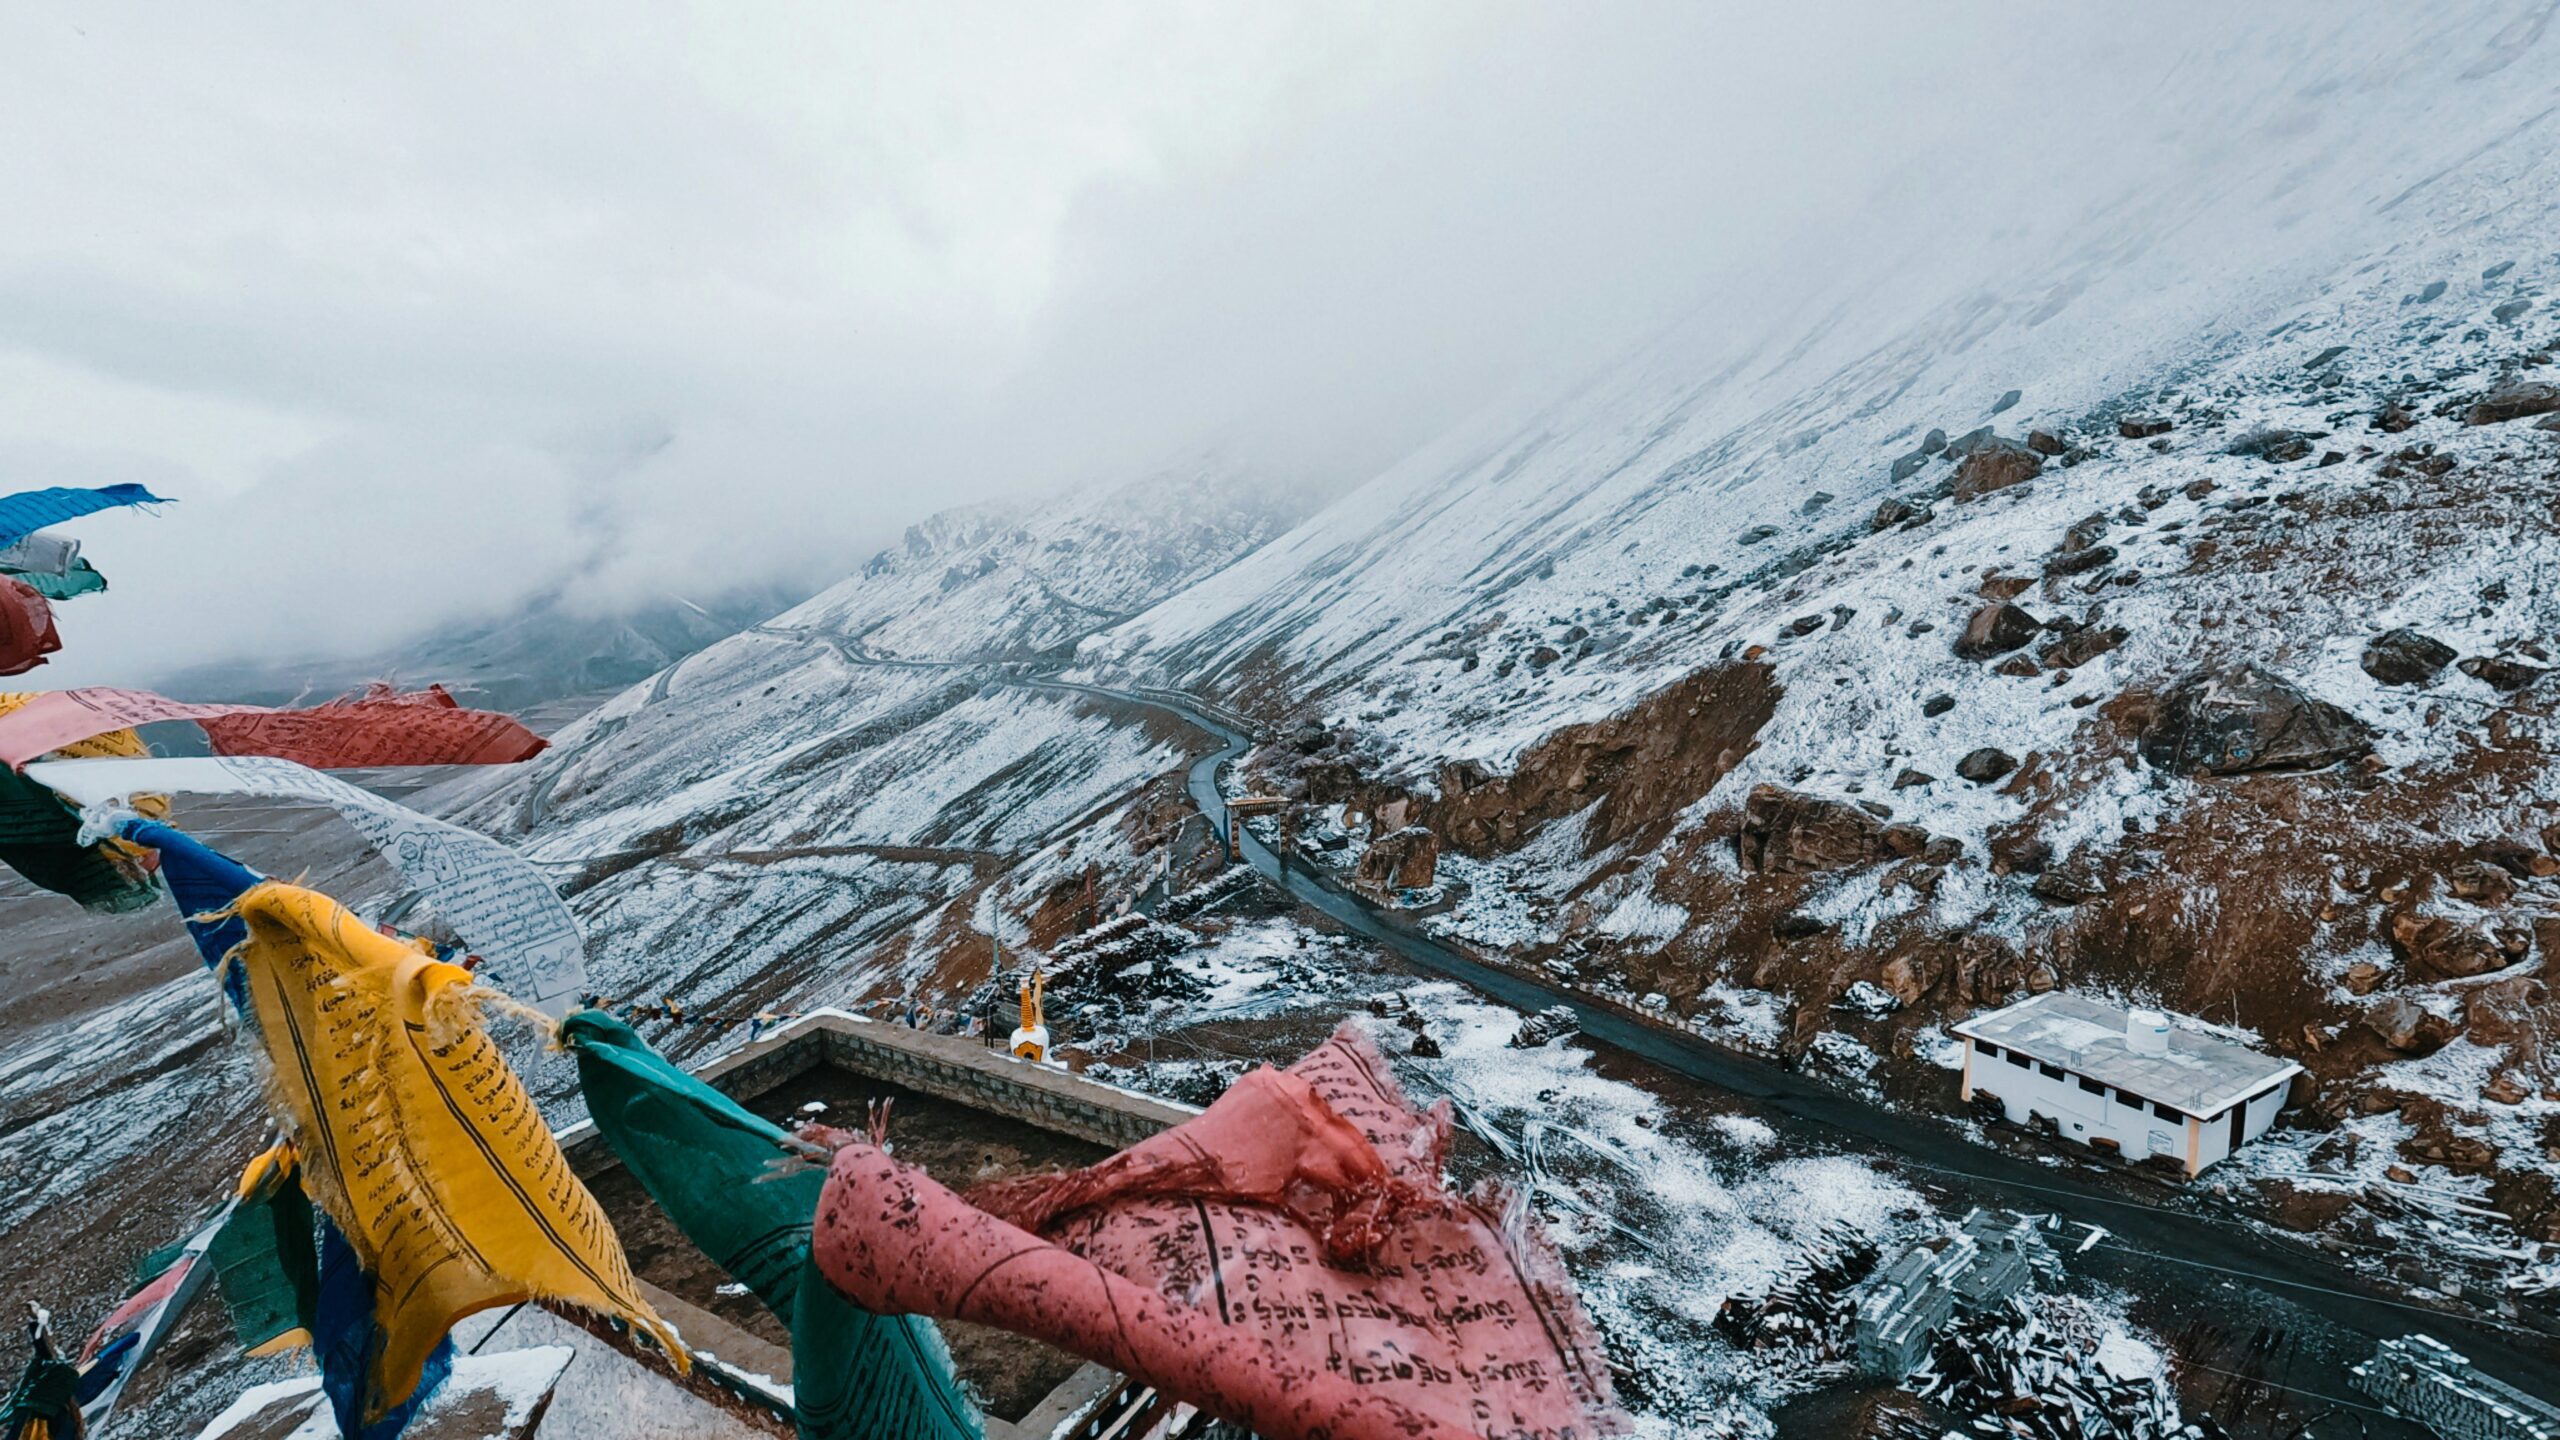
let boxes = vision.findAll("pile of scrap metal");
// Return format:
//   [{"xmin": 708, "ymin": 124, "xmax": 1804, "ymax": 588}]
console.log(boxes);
[
  {"xmin": 1898, "ymin": 1301, "xmax": 2187, "ymax": 1440},
  {"xmin": 1854, "ymin": 1209, "xmax": 2056, "ymax": 1379},
  {"xmin": 1710, "ymin": 1222, "xmax": 1880, "ymax": 1357},
  {"xmin": 2352, "ymin": 1335, "xmax": 2560, "ymax": 1440},
  {"xmin": 1510, "ymin": 1005, "xmax": 1581, "ymax": 1048}
]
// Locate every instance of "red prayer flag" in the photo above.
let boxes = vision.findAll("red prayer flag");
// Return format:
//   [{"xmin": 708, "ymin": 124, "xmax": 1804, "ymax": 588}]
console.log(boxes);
[
  {"xmin": 0, "ymin": 684, "xmax": 545, "ymax": 768},
  {"xmin": 0, "ymin": 577, "xmax": 61, "ymax": 677},
  {"xmin": 809, "ymin": 1022, "xmax": 1627, "ymax": 1440},
  {"xmin": 200, "ymin": 682, "xmax": 542, "ymax": 767}
]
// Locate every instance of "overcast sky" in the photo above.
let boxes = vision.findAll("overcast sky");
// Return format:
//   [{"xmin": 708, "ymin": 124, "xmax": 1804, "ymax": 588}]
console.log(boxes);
[{"xmin": 1, "ymin": 3, "xmax": 2249, "ymax": 684}]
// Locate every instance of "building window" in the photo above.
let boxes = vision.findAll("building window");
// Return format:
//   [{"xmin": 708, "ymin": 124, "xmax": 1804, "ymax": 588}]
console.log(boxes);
[
  {"xmin": 2038, "ymin": 1063, "xmax": 2065, "ymax": 1080},
  {"xmin": 2006, "ymin": 1051, "xmax": 2029, "ymax": 1069},
  {"xmin": 2077, "ymin": 1077, "xmax": 2106, "ymax": 1097},
  {"xmin": 1977, "ymin": 1043, "xmax": 2000, "ymax": 1061},
  {"xmin": 2152, "ymin": 1101, "xmax": 2180, "ymax": 1122}
]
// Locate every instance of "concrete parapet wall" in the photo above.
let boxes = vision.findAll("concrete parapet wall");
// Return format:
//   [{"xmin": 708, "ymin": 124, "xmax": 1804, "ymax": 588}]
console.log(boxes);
[{"xmin": 808, "ymin": 1015, "xmax": 1195, "ymax": 1149}]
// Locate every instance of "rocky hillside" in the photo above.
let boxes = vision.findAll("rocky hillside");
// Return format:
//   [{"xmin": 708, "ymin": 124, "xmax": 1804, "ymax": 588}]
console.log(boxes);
[
  {"xmin": 461, "ymin": 8, "xmax": 2560, "ymax": 1265},
  {"xmin": 433, "ymin": 454, "xmax": 1316, "ymax": 1067},
  {"xmin": 1065, "ymin": 13, "xmax": 2560, "ymax": 1254}
]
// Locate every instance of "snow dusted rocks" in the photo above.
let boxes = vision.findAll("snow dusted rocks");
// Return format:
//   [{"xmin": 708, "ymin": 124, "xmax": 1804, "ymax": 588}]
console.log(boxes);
[
  {"xmin": 1949, "ymin": 437, "xmax": 2043, "ymax": 501},
  {"xmin": 1952, "ymin": 601, "xmax": 2042, "ymax": 660},
  {"xmin": 1738, "ymin": 786, "xmax": 1957, "ymax": 875},
  {"xmin": 2133, "ymin": 664, "xmax": 2374, "ymax": 776},
  {"xmin": 2359, "ymin": 627, "xmax": 2457, "ymax": 685},
  {"xmin": 1509, "ymin": 1003, "xmax": 1581, "ymax": 1047},
  {"xmin": 2463, "ymin": 378, "xmax": 2560, "ymax": 425},
  {"xmin": 2457, "ymin": 652, "xmax": 2548, "ymax": 691},
  {"xmin": 1954, "ymin": 747, "xmax": 2016, "ymax": 784}
]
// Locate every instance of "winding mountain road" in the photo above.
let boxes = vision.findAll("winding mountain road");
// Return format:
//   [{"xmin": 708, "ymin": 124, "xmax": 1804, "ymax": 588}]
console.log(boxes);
[
  {"xmin": 506, "ymin": 627, "xmax": 2559, "ymax": 1398},
  {"xmin": 1044, "ymin": 677, "xmax": 2560, "ymax": 1406}
]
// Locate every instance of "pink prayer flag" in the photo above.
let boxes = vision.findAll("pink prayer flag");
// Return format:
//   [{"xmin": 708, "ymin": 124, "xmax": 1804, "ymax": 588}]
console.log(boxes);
[
  {"xmin": 810, "ymin": 1022, "xmax": 1628, "ymax": 1440},
  {"xmin": 80, "ymin": 1254, "xmax": 194, "ymax": 1363}
]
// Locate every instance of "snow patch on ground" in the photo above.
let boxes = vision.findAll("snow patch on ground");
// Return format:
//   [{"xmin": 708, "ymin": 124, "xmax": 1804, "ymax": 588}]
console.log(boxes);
[{"xmin": 1384, "ymin": 983, "xmax": 1934, "ymax": 1431}]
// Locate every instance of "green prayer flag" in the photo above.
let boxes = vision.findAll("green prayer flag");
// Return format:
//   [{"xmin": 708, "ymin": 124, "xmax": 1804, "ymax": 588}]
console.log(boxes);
[
  {"xmin": 132, "ymin": 1241, "xmax": 187, "ymax": 1287},
  {"xmin": 3, "ymin": 1350, "xmax": 82, "ymax": 1440},
  {"xmin": 207, "ymin": 1161, "xmax": 321, "ymax": 1355},
  {"xmin": 0, "ymin": 770, "xmax": 159, "ymax": 913},
  {"xmin": 0, "ymin": 842, "xmax": 160, "ymax": 913},
  {"xmin": 0, "ymin": 560, "xmax": 107, "ymax": 602},
  {"xmin": 563, "ymin": 1011, "xmax": 982, "ymax": 1440},
  {"xmin": 0, "ymin": 768, "xmax": 80, "ymax": 848}
]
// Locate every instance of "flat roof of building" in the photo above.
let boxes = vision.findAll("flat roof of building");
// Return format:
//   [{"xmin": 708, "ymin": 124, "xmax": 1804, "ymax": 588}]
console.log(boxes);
[{"xmin": 1953, "ymin": 992, "xmax": 2302, "ymax": 1119}]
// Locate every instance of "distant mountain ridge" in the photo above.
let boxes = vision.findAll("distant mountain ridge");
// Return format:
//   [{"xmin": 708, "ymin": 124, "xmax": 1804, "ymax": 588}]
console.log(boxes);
[{"xmin": 152, "ymin": 584, "xmax": 804, "ymax": 712}]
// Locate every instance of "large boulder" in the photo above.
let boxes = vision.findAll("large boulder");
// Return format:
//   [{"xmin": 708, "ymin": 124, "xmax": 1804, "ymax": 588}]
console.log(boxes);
[
  {"xmin": 1954, "ymin": 601, "xmax": 2042, "ymax": 660},
  {"xmin": 2447, "ymin": 861, "xmax": 2517, "ymax": 906},
  {"xmin": 2365, "ymin": 995, "xmax": 2456, "ymax": 1055},
  {"xmin": 1355, "ymin": 825, "xmax": 1439, "ymax": 892},
  {"xmin": 1739, "ymin": 784, "xmax": 1886, "ymax": 873},
  {"xmin": 2136, "ymin": 664, "xmax": 2375, "ymax": 775},
  {"xmin": 2039, "ymin": 625, "xmax": 2127, "ymax": 670},
  {"xmin": 2045, "ymin": 543, "xmax": 2117, "ymax": 577},
  {"xmin": 2388, "ymin": 909, "xmax": 2506, "ymax": 980},
  {"xmin": 2466, "ymin": 379, "xmax": 2560, "ymax": 425},
  {"xmin": 1950, "ymin": 438, "xmax": 2044, "ymax": 500},
  {"xmin": 1956, "ymin": 747, "xmax": 2018, "ymax": 784},
  {"xmin": 2360, "ymin": 628, "xmax": 2456, "ymax": 686},
  {"xmin": 2459, "ymin": 654, "xmax": 2548, "ymax": 691}
]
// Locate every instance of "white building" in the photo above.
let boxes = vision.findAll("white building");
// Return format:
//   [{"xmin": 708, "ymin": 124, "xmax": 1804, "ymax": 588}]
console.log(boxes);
[{"xmin": 1954, "ymin": 992, "xmax": 2301, "ymax": 1176}]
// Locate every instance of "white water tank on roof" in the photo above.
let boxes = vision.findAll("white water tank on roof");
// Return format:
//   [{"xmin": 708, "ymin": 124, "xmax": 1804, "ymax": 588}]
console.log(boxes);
[{"xmin": 2125, "ymin": 1007, "xmax": 2171, "ymax": 1056}]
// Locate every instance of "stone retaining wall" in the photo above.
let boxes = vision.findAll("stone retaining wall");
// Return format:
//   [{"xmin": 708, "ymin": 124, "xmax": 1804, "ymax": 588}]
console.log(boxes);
[{"xmin": 563, "ymin": 1008, "xmax": 1194, "ymax": 1172}]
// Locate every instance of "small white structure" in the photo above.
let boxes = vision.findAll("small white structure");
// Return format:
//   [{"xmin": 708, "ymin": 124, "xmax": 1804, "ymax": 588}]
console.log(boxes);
[{"xmin": 1954, "ymin": 993, "xmax": 2300, "ymax": 1176}]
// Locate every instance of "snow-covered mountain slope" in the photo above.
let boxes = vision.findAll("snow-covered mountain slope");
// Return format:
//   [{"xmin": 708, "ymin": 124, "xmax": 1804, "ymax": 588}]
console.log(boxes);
[
  {"xmin": 1062, "ymin": 13, "xmax": 2560, "ymax": 1243},
  {"xmin": 414, "ymin": 5, "xmax": 2560, "ymax": 1275},
  {"xmin": 1082, "ymin": 10, "xmax": 2559, "ymax": 771},
  {"xmin": 430, "ymin": 455, "xmax": 1313, "ymax": 1060}
]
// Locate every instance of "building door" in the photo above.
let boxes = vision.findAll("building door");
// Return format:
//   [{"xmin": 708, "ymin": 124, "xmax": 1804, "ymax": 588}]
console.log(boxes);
[{"xmin": 2227, "ymin": 1105, "xmax": 2245, "ymax": 1152}]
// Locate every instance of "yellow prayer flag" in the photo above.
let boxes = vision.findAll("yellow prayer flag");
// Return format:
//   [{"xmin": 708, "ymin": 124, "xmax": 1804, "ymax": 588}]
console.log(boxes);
[{"xmin": 231, "ymin": 881, "xmax": 683, "ymax": 1414}]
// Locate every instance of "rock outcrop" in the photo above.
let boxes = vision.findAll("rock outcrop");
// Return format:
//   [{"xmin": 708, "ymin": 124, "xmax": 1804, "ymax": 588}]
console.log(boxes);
[
  {"xmin": 2465, "ymin": 379, "xmax": 2560, "ymax": 425},
  {"xmin": 1427, "ymin": 661, "xmax": 1780, "ymax": 854},
  {"xmin": 2387, "ymin": 910, "xmax": 2505, "ymax": 980},
  {"xmin": 1356, "ymin": 825, "xmax": 1440, "ymax": 892},
  {"xmin": 2136, "ymin": 664, "xmax": 2374, "ymax": 775},
  {"xmin": 1949, "ymin": 438, "xmax": 2043, "ymax": 501},
  {"xmin": 1953, "ymin": 602, "xmax": 2041, "ymax": 660},
  {"xmin": 2359, "ymin": 628, "xmax": 2455, "ymax": 685},
  {"xmin": 1739, "ymin": 784, "xmax": 1885, "ymax": 873}
]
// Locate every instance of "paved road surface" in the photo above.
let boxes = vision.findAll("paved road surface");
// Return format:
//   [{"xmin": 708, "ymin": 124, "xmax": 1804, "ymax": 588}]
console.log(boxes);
[
  {"xmin": 512, "ymin": 636, "xmax": 2560, "ymax": 1401},
  {"xmin": 1036, "ymin": 676, "xmax": 2560, "ymax": 1405}
]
